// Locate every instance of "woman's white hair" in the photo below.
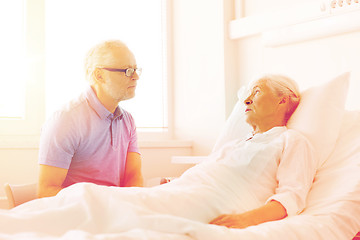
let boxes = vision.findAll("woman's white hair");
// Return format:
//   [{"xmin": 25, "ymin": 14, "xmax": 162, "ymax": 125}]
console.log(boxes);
[
  {"xmin": 84, "ymin": 40, "xmax": 129, "ymax": 85},
  {"xmin": 258, "ymin": 74, "xmax": 301, "ymax": 123}
]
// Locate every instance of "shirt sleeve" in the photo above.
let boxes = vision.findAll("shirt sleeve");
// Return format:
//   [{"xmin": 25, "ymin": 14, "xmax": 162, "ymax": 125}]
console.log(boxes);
[
  {"xmin": 266, "ymin": 129, "xmax": 318, "ymax": 216},
  {"xmin": 38, "ymin": 112, "xmax": 77, "ymax": 169},
  {"xmin": 125, "ymin": 112, "xmax": 140, "ymax": 154}
]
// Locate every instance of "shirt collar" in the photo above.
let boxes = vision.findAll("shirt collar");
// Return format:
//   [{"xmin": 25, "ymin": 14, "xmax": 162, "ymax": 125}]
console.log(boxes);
[
  {"xmin": 251, "ymin": 126, "xmax": 287, "ymax": 141},
  {"xmin": 85, "ymin": 86, "xmax": 123, "ymax": 120}
]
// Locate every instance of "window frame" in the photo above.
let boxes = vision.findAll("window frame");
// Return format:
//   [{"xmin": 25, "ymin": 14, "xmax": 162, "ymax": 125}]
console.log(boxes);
[
  {"xmin": 0, "ymin": 0, "xmax": 46, "ymax": 146},
  {"xmin": 136, "ymin": 0, "xmax": 174, "ymax": 141}
]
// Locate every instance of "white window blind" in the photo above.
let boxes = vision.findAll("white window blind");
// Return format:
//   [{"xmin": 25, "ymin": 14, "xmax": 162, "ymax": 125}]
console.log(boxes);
[{"xmin": 45, "ymin": 0, "xmax": 168, "ymax": 130}]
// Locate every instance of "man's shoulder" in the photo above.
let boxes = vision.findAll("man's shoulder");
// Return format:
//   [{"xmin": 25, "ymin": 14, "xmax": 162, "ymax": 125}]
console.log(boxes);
[
  {"xmin": 62, "ymin": 92, "xmax": 88, "ymax": 113},
  {"xmin": 47, "ymin": 92, "xmax": 88, "ymax": 124}
]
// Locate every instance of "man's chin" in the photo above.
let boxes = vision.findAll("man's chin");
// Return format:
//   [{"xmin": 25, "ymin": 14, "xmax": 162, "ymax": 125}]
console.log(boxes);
[{"xmin": 119, "ymin": 94, "xmax": 135, "ymax": 102}]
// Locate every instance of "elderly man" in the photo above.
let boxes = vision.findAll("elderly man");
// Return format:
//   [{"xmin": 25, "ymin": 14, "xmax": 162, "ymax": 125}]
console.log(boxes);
[{"xmin": 37, "ymin": 40, "xmax": 143, "ymax": 198}]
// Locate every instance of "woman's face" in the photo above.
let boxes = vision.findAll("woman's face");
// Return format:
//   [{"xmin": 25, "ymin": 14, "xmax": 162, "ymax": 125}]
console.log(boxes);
[{"xmin": 243, "ymin": 80, "xmax": 282, "ymax": 127}]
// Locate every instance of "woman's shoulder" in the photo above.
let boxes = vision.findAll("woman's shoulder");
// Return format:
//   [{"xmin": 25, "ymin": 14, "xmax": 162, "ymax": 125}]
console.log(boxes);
[{"xmin": 283, "ymin": 128, "xmax": 313, "ymax": 147}]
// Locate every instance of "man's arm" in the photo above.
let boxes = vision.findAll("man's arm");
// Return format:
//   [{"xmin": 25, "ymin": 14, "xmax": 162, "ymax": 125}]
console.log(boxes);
[
  {"xmin": 38, "ymin": 164, "xmax": 68, "ymax": 198},
  {"xmin": 209, "ymin": 200, "xmax": 287, "ymax": 229},
  {"xmin": 122, "ymin": 152, "xmax": 143, "ymax": 187}
]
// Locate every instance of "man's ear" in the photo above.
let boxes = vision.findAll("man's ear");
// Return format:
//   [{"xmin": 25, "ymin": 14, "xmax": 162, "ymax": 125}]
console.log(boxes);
[{"xmin": 93, "ymin": 68, "xmax": 105, "ymax": 83}]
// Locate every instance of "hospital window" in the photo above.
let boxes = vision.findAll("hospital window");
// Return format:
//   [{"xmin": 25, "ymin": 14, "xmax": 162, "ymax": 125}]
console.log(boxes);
[
  {"xmin": 45, "ymin": 0, "xmax": 169, "ymax": 132},
  {"xmin": 0, "ymin": 0, "xmax": 170, "ymax": 140}
]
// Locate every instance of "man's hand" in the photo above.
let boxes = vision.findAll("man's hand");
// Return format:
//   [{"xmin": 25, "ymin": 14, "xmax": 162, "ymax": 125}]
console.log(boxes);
[{"xmin": 160, "ymin": 177, "xmax": 173, "ymax": 185}]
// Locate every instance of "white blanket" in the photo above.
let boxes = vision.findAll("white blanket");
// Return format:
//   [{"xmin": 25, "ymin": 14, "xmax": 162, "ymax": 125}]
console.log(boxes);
[
  {"xmin": 0, "ymin": 177, "xmax": 358, "ymax": 240},
  {"xmin": 0, "ymin": 162, "xmax": 263, "ymax": 240},
  {"xmin": 0, "ymin": 171, "xmax": 359, "ymax": 240},
  {"xmin": 0, "ymin": 182, "xmax": 340, "ymax": 240}
]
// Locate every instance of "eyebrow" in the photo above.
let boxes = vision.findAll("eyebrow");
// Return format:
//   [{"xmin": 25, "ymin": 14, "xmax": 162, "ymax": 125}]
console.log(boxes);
[
  {"xmin": 125, "ymin": 65, "xmax": 137, "ymax": 68},
  {"xmin": 111, "ymin": 65, "xmax": 137, "ymax": 69}
]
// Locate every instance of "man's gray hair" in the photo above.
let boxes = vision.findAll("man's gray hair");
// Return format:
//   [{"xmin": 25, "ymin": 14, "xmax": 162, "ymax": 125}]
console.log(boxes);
[{"xmin": 84, "ymin": 40, "xmax": 129, "ymax": 85}]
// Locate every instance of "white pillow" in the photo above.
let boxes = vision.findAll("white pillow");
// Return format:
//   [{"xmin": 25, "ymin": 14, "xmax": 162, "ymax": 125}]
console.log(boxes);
[
  {"xmin": 213, "ymin": 72, "xmax": 350, "ymax": 167},
  {"xmin": 287, "ymin": 72, "xmax": 350, "ymax": 166},
  {"xmin": 303, "ymin": 110, "xmax": 360, "ymax": 238},
  {"xmin": 212, "ymin": 87, "xmax": 252, "ymax": 152}
]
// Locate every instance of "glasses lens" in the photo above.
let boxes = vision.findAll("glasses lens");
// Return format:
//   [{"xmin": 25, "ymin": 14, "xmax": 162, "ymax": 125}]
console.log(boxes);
[
  {"xmin": 125, "ymin": 68, "xmax": 134, "ymax": 77},
  {"xmin": 135, "ymin": 68, "xmax": 142, "ymax": 76},
  {"xmin": 125, "ymin": 68, "xmax": 142, "ymax": 77}
]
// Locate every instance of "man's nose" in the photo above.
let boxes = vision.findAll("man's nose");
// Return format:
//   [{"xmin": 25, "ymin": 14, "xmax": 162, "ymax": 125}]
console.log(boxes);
[{"xmin": 132, "ymin": 72, "xmax": 140, "ymax": 80}]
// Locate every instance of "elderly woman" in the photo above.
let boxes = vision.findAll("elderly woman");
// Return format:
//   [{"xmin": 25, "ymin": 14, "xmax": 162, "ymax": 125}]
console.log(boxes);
[
  {"xmin": 0, "ymin": 75, "xmax": 316, "ymax": 236},
  {"xmin": 209, "ymin": 74, "xmax": 314, "ymax": 228}
]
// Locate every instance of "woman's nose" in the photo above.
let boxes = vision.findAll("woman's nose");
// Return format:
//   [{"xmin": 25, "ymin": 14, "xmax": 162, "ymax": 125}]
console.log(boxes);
[{"xmin": 244, "ymin": 97, "xmax": 253, "ymax": 105}]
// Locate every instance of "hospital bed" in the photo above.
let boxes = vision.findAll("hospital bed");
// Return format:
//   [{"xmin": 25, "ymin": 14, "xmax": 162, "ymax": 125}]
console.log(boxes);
[{"xmin": 1, "ymin": 72, "xmax": 360, "ymax": 240}]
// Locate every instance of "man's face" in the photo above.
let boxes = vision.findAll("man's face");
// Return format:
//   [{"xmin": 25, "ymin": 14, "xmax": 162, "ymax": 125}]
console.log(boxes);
[{"xmin": 101, "ymin": 47, "xmax": 140, "ymax": 102}]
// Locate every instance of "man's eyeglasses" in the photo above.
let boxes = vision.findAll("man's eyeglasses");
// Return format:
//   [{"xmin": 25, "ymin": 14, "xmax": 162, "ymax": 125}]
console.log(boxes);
[{"xmin": 100, "ymin": 67, "xmax": 142, "ymax": 77}]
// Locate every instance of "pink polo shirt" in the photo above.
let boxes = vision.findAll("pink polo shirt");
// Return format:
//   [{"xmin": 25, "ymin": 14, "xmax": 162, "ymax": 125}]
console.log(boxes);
[{"xmin": 38, "ymin": 87, "xmax": 139, "ymax": 187}]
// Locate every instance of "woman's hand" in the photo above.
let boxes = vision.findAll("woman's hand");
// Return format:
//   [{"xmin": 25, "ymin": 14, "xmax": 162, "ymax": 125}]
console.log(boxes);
[
  {"xmin": 209, "ymin": 200, "xmax": 287, "ymax": 229},
  {"xmin": 209, "ymin": 213, "xmax": 254, "ymax": 229}
]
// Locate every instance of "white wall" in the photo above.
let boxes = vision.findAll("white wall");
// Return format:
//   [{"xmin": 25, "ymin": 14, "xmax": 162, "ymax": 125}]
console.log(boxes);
[{"xmin": 172, "ymin": 0, "xmax": 234, "ymax": 156}]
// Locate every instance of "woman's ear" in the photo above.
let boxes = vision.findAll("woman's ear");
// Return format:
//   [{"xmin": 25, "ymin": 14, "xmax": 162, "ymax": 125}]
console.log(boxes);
[{"xmin": 279, "ymin": 96, "xmax": 288, "ymax": 105}]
